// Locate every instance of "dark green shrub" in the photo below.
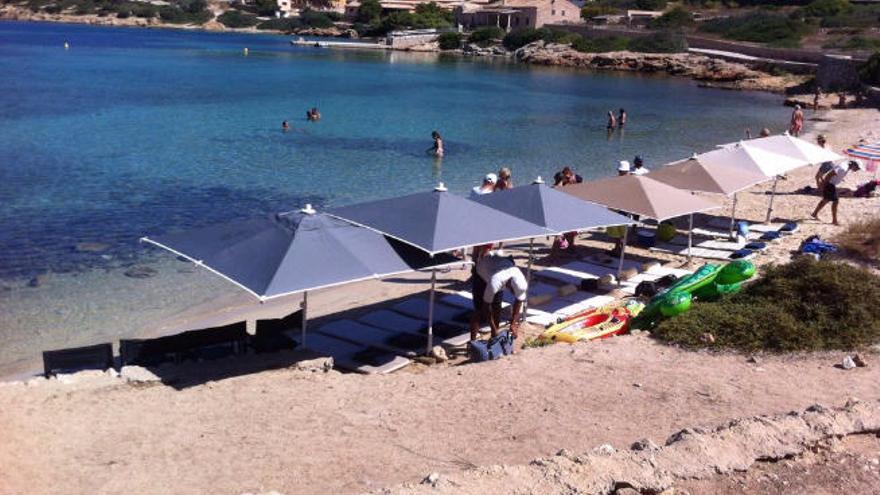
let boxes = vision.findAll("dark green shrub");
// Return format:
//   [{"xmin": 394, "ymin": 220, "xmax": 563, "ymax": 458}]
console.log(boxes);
[
  {"xmin": 44, "ymin": 3, "xmax": 62, "ymax": 13},
  {"xmin": 572, "ymin": 35, "xmax": 630, "ymax": 52},
  {"xmin": 129, "ymin": 2, "xmax": 157, "ymax": 18},
  {"xmin": 629, "ymin": 31, "xmax": 688, "ymax": 52},
  {"xmin": 218, "ymin": 10, "xmax": 259, "ymax": 28},
  {"xmin": 700, "ymin": 13, "xmax": 812, "ymax": 46},
  {"xmin": 653, "ymin": 258, "xmax": 880, "ymax": 352},
  {"xmin": 469, "ymin": 26, "xmax": 505, "ymax": 45},
  {"xmin": 159, "ymin": 4, "xmax": 212, "ymax": 24},
  {"xmin": 823, "ymin": 35, "xmax": 880, "ymax": 51},
  {"xmin": 581, "ymin": 4, "xmax": 618, "ymax": 19},
  {"xmin": 635, "ymin": 0, "xmax": 666, "ymax": 9},
  {"xmin": 860, "ymin": 51, "xmax": 880, "ymax": 85},
  {"xmin": 300, "ymin": 8, "xmax": 334, "ymax": 28},
  {"xmin": 438, "ymin": 32, "xmax": 462, "ymax": 50},
  {"xmin": 357, "ymin": 0, "xmax": 382, "ymax": 23},
  {"xmin": 820, "ymin": 5, "xmax": 880, "ymax": 28},
  {"xmin": 801, "ymin": 0, "xmax": 852, "ymax": 18},
  {"xmin": 650, "ymin": 6, "xmax": 694, "ymax": 29},
  {"xmin": 257, "ymin": 17, "xmax": 302, "ymax": 31}
]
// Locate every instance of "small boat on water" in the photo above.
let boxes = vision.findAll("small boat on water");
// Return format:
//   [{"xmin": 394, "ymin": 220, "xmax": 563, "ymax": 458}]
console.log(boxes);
[{"xmin": 537, "ymin": 300, "xmax": 644, "ymax": 344}]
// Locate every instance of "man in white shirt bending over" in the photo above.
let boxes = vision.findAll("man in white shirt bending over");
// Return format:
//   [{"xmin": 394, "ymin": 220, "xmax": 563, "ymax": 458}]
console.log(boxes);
[
  {"xmin": 470, "ymin": 253, "xmax": 528, "ymax": 340},
  {"xmin": 811, "ymin": 159, "xmax": 863, "ymax": 225}
]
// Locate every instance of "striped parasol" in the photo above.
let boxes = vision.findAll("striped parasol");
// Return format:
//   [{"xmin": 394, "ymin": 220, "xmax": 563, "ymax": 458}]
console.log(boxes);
[{"xmin": 844, "ymin": 141, "xmax": 880, "ymax": 172}]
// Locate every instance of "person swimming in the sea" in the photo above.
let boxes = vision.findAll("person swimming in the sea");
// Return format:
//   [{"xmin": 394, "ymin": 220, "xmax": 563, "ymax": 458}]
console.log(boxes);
[
  {"xmin": 306, "ymin": 108, "xmax": 321, "ymax": 121},
  {"xmin": 427, "ymin": 130, "xmax": 444, "ymax": 158},
  {"xmin": 282, "ymin": 120, "xmax": 290, "ymax": 132}
]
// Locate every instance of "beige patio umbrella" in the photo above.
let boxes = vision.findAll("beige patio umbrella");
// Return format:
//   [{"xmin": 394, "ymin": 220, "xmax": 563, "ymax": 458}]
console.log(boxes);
[
  {"xmin": 722, "ymin": 133, "xmax": 843, "ymax": 166},
  {"xmin": 648, "ymin": 155, "xmax": 770, "ymax": 238},
  {"xmin": 563, "ymin": 175, "xmax": 722, "ymax": 271},
  {"xmin": 701, "ymin": 141, "xmax": 810, "ymax": 223}
]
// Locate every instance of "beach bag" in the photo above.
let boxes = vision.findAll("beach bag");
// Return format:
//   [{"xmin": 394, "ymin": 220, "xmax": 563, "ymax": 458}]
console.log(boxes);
[
  {"xmin": 468, "ymin": 331, "xmax": 515, "ymax": 362},
  {"xmin": 491, "ymin": 330, "xmax": 515, "ymax": 356},
  {"xmin": 635, "ymin": 280, "xmax": 659, "ymax": 298},
  {"xmin": 800, "ymin": 237, "xmax": 838, "ymax": 257}
]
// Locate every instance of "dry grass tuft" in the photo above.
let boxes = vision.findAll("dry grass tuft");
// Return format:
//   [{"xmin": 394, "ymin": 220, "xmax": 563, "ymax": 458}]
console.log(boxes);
[{"xmin": 836, "ymin": 218, "xmax": 880, "ymax": 262}]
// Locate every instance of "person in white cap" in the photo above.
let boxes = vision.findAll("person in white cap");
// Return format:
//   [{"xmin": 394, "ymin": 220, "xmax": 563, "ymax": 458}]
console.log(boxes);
[
  {"xmin": 471, "ymin": 173, "xmax": 497, "ymax": 198},
  {"xmin": 617, "ymin": 160, "xmax": 631, "ymax": 176},
  {"xmin": 811, "ymin": 159, "xmax": 863, "ymax": 225}
]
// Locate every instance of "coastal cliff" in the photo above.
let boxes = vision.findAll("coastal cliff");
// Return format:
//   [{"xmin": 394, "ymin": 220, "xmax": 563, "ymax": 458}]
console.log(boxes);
[{"xmin": 515, "ymin": 41, "xmax": 808, "ymax": 93}]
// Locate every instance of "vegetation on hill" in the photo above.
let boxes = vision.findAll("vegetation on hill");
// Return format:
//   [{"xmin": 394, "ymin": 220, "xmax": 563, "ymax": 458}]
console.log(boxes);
[
  {"xmin": 502, "ymin": 27, "xmax": 687, "ymax": 54},
  {"xmin": 15, "ymin": 0, "xmax": 212, "ymax": 23},
  {"xmin": 468, "ymin": 26, "xmax": 506, "ymax": 47},
  {"xmin": 861, "ymin": 51, "xmax": 880, "ymax": 85},
  {"xmin": 254, "ymin": 8, "xmax": 341, "ymax": 32},
  {"xmin": 217, "ymin": 10, "xmax": 259, "ymax": 28},
  {"xmin": 652, "ymin": 258, "xmax": 880, "ymax": 352},
  {"xmin": 698, "ymin": 12, "xmax": 814, "ymax": 47},
  {"xmin": 353, "ymin": 0, "xmax": 453, "ymax": 36},
  {"xmin": 437, "ymin": 31, "xmax": 462, "ymax": 50}
]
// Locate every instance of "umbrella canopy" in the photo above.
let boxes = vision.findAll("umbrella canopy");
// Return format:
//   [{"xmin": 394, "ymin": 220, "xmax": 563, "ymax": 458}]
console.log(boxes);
[
  {"xmin": 470, "ymin": 182, "xmax": 635, "ymax": 234},
  {"xmin": 562, "ymin": 175, "xmax": 722, "ymax": 221},
  {"xmin": 736, "ymin": 134, "xmax": 842, "ymax": 165},
  {"xmin": 141, "ymin": 207, "xmax": 460, "ymax": 301},
  {"xmin": 701, "ymin": 141, "xmax": 806, "ymax": 178},
  {"xmin": 648, "ymin": 155, "xmax": 769, "ymax": 196},
  {"xmin": 327, "ymin": 185, "xmax": 552, "ymax": 256},
  {"xmin": 844, "ymin": 140, "xmax": 880, "ymax": 170}
]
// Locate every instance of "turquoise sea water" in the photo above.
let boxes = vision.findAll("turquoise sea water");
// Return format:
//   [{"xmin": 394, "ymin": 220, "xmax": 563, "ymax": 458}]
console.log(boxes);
[{"xmin": 0, "ymin": 21, "xmax": 789, "ymax": 279}]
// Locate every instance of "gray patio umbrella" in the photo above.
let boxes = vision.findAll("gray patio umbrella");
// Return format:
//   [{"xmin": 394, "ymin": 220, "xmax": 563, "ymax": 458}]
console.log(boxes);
[
  {"xmin": 141, "ymin": 205, "xmax": 461, "ymax": 349},
  {"xmin": 470, "ymin": 179, "xmax": 635, "ymax": 302},
  {"xmin": 329, "ymin": 184, "xmax": 551, "ymax": 349}
]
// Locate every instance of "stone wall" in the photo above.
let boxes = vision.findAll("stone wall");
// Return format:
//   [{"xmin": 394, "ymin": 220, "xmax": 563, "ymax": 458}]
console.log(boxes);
[{"xmin": 816, "ymin": 54, "xmax": 863, "ymax": 91}]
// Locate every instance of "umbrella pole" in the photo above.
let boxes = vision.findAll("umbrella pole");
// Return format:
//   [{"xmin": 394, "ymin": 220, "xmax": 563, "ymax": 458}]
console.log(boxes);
[
  {"xmin": 688, "ymin": 214, "xmax": 694, "ymax": 265},
  {"xmin": 301, "ymin": 291, "xmax": 308, "ymax": 347},
  {"xmin": 616, "ymin": 225, "xmax": 628, "ymax": 284},
  {"xmin": 523, "ymin": 238, "xmax": 534, "ymax": 320},
  {"xmin": 426, "ymin": 269, "xmax": 436, "ymax": 355},
  {"xmin": 765, "ymin": 177, "xmax": 778, "ymax": 224},
  {"xmin": 729, "ymin": 193, "xmax": 739, "ymax": 240}
]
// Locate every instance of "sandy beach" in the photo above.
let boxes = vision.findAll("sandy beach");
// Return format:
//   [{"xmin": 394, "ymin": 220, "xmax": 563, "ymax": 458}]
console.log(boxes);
[{"xmin": 0, "ymin": 106, "xmax": 878, "ymax": 494}]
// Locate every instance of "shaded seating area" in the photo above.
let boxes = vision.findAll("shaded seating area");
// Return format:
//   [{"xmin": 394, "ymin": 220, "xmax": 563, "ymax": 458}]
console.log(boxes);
[
  {"xmin": 120, "ymin": 322, "xmax": 248, "ymax": 367},
  {"xmin": 42, "ymin": 343, "xmax": 114, "ymax": 377},
  {"xmin": 251, "ymin": 310, "xmax": 303, "ymax": 353}
]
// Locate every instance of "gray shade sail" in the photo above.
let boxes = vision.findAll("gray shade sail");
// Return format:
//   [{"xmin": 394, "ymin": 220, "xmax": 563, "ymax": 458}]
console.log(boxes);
[
  {"xmin": 141, "ymin": 209, "xmax": 461, "ymax": 301},
  {"xmin": 328, "ymin": 187, "xmax": 552, "ymax": 255},
  {"xmin": 470, "ymin": 182, "xmax": 635, "ymax": 234}
]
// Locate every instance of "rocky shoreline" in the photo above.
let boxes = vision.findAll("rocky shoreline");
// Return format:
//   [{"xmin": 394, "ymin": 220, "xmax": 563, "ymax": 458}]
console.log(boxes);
[{"xmin": 513, "ymin": 41, "xmax": 809, "ymax": 93}]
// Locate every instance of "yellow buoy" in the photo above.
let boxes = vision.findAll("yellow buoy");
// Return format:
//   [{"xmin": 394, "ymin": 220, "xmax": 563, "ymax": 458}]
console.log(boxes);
[{"xmin": 243, "ymin": 47, "xmax": 249, "ymax": 56}]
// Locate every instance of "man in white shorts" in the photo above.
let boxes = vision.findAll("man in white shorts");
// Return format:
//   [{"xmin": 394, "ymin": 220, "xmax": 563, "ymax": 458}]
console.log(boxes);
[{"xmin": 470, "ymin": 253, "xmax": 528, "ymax": 340}]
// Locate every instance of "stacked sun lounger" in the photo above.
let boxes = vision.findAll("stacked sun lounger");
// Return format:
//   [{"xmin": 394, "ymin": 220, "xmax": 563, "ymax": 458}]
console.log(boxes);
[{"xmin": 650, "ymin": 221, "xmax": 798, "ymax": 261}]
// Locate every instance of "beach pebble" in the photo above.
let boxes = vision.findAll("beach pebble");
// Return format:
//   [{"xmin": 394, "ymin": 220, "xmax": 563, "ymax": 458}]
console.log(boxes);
[
  {"xmin": 747, "ymin": 356, "xmax": 760, "ymax": 364},
  {"xmin": 852, "ymin": 354, "xmax": 867, "ymax": 367},
  {"xmin": 75, "ymin": 242, "xmax": 109, "ymax": 253},
  {"xmin": 593, "ymin": 444, "xmax": 615, "ymax": 456},
  {"xmin": 630, "ymin": 438, "xmax": 659, "ymax": 451},
  {"xmin": 842, "ymin": 356, "xmax": 857, "ymax": 370},
  {"xmin": 292, "ymin": 357, "xmax": 334, "ymax": 372},
  {"xmin": 421, "ymin": 472, "xmax": 440, "ymax": 486},
  {"xmin": 124, "ymin": 265, "xmax": 157, "ymax": 279},
  {"xmin": 699, "ymin": 332, "xmax": 715, "ymax": 344},
  {"xmin": 430, "ymin": 346, "xmax": 448, "ymax": 362},
  {"xmin": 121, "ymin": 365, "xmax": 161, "ymax": 383}
]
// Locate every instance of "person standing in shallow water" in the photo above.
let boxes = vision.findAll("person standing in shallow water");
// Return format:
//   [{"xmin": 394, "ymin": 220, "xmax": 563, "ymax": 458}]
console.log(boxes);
[
  {"xmin": 618, "ymin": 108, "xmax": 627, "ymax": 128},
  {"xmin": 606, "ymin": 111, "xmax": 616, "ymax": 131},
  {"xmin": 789, "ymin": 105, "xmax": 804, "ymax": 136},
  {"xmin": 428, "ymin": 131, "xmax": 444, "ymax": 158},
  {"xmin": 495, "ymin": 167, "xmax": 513, "ymax": 191}
]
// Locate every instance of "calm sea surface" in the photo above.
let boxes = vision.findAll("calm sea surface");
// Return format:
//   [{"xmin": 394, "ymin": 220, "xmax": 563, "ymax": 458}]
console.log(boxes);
[{"xmin": 0, "ymin": 21, "xmax": 789, "ymax": 280}]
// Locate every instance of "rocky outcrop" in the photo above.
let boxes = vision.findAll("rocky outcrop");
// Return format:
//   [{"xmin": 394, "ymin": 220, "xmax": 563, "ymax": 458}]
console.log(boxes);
[
  {"xmin": 514, "ymin": 41, "xmax": 807, "ymax": 93},
  {"xmin": 294, "ymin": 26, "xmax": 345, "ymax": 37},
  {"xmin": 371, "ymin": 399, "xmax": 880, "ymax": 494}
]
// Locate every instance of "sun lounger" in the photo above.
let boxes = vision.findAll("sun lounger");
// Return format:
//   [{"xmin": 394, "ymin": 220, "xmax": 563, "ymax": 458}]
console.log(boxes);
[
  {"xmin": 579, "ymin": 255, "xmax": 644, "ymax": 272},
  {"xmin": 292, "ymin": 333, "xmax": 410, "ymax": 374},
  {"xmin": 391, "ymin": 298, "xmax": 470, "ymax": 324},
  {"xmin": 357, "ymin": 309, "xmax": 470, "ymax": 347},
  {"xmin": 42, "ymin": 343, "xmax": 114, "ymax": 377},
  {"xmin": 666, "ymin": 236, "xmax": 768, "ymax": 253},
  {"xmin": 252, "ymin": 310, "xmax": 302, "ymax": 353},
  {"xmin": 650, "ymin": 243, "xmax": 756, "ymax": 261},
  {"xmin": 317, "ymin": 320, "xmax": 430, "ymax": 356}
]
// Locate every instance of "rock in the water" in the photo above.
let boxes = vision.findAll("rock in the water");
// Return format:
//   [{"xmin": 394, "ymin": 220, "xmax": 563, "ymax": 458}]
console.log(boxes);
[
  {"xmin": 121, "ymin": 365, "xmax": 161, "ymax": 383},
  {"xmin": 28, "ymin": 273, "xmax": 49, "ymax": 287},
  {"xmin": 852, "ymin": 353, "xmax": 867, "ymax": 367},
  {"xmin": 842, "ymin": 356, "xmax": 857, "ymax": 370},
  {"xmin": 293, "ymin": 357, "xmax": 334, "ymax": 372},
  {"xmin": 75, "ymin": 242, "xmax": 109, "ymax": 253},
  {"xmin": 124, "ymin": 265, "xmax": 157, "ymax": 279}
]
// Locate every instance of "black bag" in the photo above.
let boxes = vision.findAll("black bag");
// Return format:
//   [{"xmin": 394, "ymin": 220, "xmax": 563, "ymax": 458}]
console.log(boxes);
[{"xmin": 635, "ymin": 280, "xmax": 659, "ymax": 298}]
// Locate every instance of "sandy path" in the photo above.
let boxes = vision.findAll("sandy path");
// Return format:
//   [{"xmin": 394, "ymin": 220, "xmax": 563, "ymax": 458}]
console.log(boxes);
[{"xmin": 1, "ymin": 335, "xmax": 877, "ymax": 495}]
